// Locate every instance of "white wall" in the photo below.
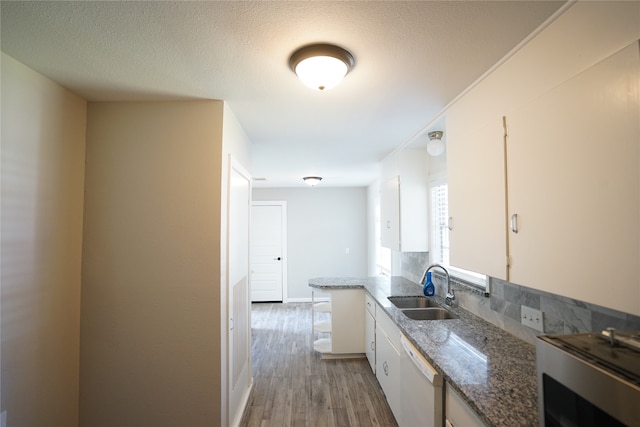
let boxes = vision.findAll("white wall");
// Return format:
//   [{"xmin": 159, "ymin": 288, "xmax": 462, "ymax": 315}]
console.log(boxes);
[
  {"xmin": 80, "ymin": 101, "xmax": 226, "ymax": 427},
  {"xmin": 366, "ymin": 180, "xmax": 380, "ymax": 276},
  {"xmin": 1, "ymin": 53, "xmax": 86, "ymax": 427},
  {"xmin": 427, "ymin": 147, "xmax": 447, "ymax": 177},
  {"xmin": 253, "ymin": 187, "xmax": 368, "ymax": 300}
]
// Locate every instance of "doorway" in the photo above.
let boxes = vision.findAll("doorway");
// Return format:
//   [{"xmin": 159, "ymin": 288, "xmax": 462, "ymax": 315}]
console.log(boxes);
[{"xmin": 250, "ymin": 201, "xmax": 287, "ymax": 302}]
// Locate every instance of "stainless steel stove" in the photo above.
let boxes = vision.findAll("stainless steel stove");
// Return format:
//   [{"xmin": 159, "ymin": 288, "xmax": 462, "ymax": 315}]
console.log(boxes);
[{"xmin": 536, "ymin": 330, "xmax": 640, "ymax": 427}]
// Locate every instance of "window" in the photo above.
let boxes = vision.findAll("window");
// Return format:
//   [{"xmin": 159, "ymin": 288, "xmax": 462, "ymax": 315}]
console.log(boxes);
[
  {"xmin": 430, "ymin": 177, "xmax": 487, "ymax": 288},
  {"xmin": 430, "ymin": 179, "xmax": 450, "ymax": 266}
]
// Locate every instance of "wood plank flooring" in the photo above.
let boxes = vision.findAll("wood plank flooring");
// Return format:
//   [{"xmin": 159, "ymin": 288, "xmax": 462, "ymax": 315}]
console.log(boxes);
[{"xmin": 239, "ymin": 302, "xmax": 398, "ymax": 427}]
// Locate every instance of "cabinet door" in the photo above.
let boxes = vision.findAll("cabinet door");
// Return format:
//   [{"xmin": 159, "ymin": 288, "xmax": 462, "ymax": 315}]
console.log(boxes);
[
  {"xmin": 446, "ymin": 384, "xmax": 487, "ymax": 427},
  {"xmin": 447, "ymin": 117, "xmax": 508, "ymax": 279},
  {"xmin": 329, "ymin": 289, "xmax": 365, "ymax": 354},
  {"xmin": 397, "ymin": 149, "xmax": 429, "ymax": 252},
  {"xmin": 376, "ymin": 326, "xmax": 401, "ymax": 419},
  {"xmin": 365, "ymin": 310, "xmax": 375, "ymax": 373},
  {"xmin": 506, "ymin": 42, "xmax": 640, "ymax": 315},
  {"xmin": 380, "ymin": 175, "xmax": 400, "ymax": 251}
]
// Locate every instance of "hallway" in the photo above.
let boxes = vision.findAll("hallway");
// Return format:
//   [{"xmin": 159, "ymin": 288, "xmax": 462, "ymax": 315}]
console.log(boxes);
[{"xmin": 239, "ymin": 302, "xmax": 398, "ymax": 427}]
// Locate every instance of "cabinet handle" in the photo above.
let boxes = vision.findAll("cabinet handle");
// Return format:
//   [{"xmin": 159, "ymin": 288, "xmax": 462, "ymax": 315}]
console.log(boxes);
[
  {"xmin": 386, "ymin": 220, "xmax": 391, "ymax": 229},
  {"xmin": 370, "ymin": 341, "xmax": 375, "ymax": 351},
  {"xmin": 510, "ymin": 213, "xmax": 519, "ymax": 233},
  {"xmin": 383, "ymin": 361, "xmax": 389, "ymax": 376},
  {"xmin": 448, "ymin": 216, "xmax": 453, "ymax": 231}
]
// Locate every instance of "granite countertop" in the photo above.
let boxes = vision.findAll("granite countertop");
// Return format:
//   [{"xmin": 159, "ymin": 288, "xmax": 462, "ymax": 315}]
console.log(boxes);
[{"xmin": 309, "ymin": 276, "xmax": 538, "ymax": 427}]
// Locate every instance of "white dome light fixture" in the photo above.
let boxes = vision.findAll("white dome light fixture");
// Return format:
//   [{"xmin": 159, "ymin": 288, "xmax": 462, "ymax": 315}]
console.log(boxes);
[
  {"xmin": 289, "ymin": 44, "xmax": 355, "ymax": 91},
  {"xmin": 303, "ymin": 176, "xmax": 323, "ymax": 186},
  {"xmin": 427, "ymin": 131, "xmax": 445, "ymax": 157}
]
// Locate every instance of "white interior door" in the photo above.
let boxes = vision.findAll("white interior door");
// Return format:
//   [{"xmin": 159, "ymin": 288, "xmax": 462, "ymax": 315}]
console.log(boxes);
[
  {"xmin": 250, "ymin": 202, "xmax": 286, "ymax": 302},
  {"xmin": 227, "ymin": 156, "xmax": 252, "ymax": 425}
]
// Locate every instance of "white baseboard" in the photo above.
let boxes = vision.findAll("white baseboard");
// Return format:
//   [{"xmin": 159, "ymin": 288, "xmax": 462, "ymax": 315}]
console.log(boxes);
[
  {"xmin": 230, "ymin": 379, "xmax": 254, "ymax": 427},
  {"xmin": 286, "ymin": 297, "xmax": 329, "ymax": 303}
]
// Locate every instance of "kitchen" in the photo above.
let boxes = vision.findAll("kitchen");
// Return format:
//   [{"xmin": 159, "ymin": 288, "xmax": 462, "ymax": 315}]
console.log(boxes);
[
  {"xmin": 254, "ymin": 2, "xmax": 640, "ymax": 424},
  {"xmin": 2, "ymin": 3, "xmax": 638, "ymax": 425}
]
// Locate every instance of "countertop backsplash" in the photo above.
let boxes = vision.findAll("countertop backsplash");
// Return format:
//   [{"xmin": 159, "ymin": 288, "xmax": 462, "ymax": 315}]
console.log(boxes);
[
  {"xmin": 399, "ymin": 251, "xmax": 431, "ymax": 283},
  {"xmin": 400, "ymin": 252, "xmax": 640, "ymax": 345}
]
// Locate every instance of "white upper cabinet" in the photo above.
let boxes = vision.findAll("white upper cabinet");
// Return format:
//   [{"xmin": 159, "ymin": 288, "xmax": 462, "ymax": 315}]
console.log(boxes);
[
  {"xmin": 506, "ymin": 41, "xmax": 639, "ymax": 315},
  {"xmin": 380, "ymin": 175, "xmax": 401, "ymax": 250},
  {"xmin": 447, "ymin": 113, "xmax": 508, "ymax": 280},
  {"xmin": 380, "ymin": 149, "xmax": 429, "ymax": 252},
  {"xmin": 445, "ymin": 2, "xmax": 640, "ymax": 315}
]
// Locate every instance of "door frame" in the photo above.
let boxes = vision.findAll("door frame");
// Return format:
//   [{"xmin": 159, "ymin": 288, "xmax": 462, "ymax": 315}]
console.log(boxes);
[
  {"xmin": 227, "ymin": 155, "xmax": 252, "ymax": 426},
  {"xmin": 251, "ymin": 201, "xmax": 288, "ymax": 303}
]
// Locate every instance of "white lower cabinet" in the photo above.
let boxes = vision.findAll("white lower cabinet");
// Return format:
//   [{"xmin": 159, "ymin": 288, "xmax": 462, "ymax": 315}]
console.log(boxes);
[
  {"xmin": 445, "ymin": 383, "xmax": 487, "ymax": 427},
  {"xmin": 364, "ymin": 294, "xmax": 376, "ymax": 372},
  {"xmin": 375, "ymin": 307, "xmax": 402, "ymax": 422},
  {"xmin": 312, "ymin": 288, "xmax": 365, "ymax": 357}
]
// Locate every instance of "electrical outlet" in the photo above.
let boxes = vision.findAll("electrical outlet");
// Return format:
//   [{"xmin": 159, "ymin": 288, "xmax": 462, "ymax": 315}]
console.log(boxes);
[{"xmin": 521, "ymin": 305, "xmax": 544, "ymax": 333}]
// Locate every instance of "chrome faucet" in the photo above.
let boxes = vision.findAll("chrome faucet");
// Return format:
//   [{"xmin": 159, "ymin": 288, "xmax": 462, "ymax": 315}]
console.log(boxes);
[{"xmin": 421, "ymin": 264, "xmax": 455, "ymax": 306}]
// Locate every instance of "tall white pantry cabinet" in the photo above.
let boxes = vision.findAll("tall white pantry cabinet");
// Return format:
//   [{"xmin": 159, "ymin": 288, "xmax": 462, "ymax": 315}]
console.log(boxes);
[{"xmin": 446, "ymin": 2, "xmax": 640, "ymax": 316}]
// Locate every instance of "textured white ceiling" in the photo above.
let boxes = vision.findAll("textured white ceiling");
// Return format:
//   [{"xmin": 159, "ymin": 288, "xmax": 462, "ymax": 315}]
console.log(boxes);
[{"xmin": 1, "ymin": 1, "xmax": 565, "ymax": 187}]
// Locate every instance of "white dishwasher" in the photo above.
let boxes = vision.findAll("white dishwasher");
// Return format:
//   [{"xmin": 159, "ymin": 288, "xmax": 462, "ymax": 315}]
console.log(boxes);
[{"xmin": 399, "ymin": 335, "xmax": 444, "ymax": 427}]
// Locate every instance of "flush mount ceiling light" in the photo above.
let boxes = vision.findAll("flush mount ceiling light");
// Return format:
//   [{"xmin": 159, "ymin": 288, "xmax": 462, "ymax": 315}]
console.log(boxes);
[
  {"xmin": 427, "ymin": 131, "xmax": 445, "ymax": 157},
  {"xmin": 289, "ymin": 43, "xmax": 355, "ymax": 91},
  {"xmin": 303, "ymin": 176, "xmax": 323, "ymax": 186}
]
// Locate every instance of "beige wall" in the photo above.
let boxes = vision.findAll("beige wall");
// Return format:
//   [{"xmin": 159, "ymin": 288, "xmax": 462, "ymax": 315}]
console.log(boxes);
[
  {"xmin": 80, "ymin": 101, "xmax": 225, "ymax": 426},
  {"xmin": 1, "ymin": 55, "xmax": 254, "ymax": 426},
  {"xmin": 1, "ymin": 53, "xmax": 87, "ymax": 426}
]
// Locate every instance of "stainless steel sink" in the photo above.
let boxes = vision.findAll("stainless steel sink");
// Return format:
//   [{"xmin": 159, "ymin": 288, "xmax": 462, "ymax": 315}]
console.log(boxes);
[
  {"xmin": 388, "ymin": 296, "xmax": 441, "ymax": 309},
  {"xmin": 401, "ymin": 308, "xmax": 458, "ymax": 320},
  {"xmin": 388, "ymin": 296, "xmax": 457, "ymax": 320}
]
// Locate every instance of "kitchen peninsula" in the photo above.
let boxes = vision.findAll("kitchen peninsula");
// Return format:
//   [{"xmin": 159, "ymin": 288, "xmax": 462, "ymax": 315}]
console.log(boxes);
[{"xmin": 309, "ymin": 276, "xmax": 538, "ymax": 427}]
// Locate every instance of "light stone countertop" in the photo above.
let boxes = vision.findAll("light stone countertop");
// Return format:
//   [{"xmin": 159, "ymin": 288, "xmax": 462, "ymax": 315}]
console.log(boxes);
[{"xmin": 309, "ymin": 276, "xmax": 538, "ymax": 427}]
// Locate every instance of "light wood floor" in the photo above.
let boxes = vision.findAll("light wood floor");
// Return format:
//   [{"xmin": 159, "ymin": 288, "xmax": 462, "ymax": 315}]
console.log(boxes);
[{"xmin": 239, "ymin": 302, "xmax": 398, "ymax": 427}]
